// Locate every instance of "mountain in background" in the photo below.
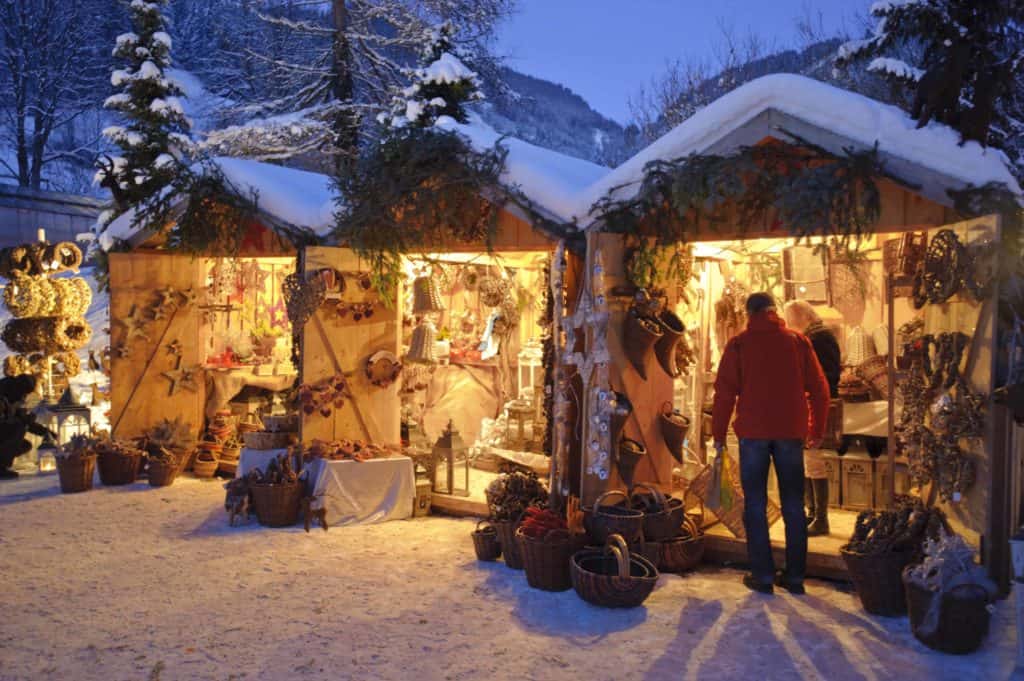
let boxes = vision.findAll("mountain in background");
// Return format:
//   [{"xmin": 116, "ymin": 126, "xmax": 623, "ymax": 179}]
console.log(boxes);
[{"xmin": 477, "ymin": 67, "xmax": 630, "ymax": 168}]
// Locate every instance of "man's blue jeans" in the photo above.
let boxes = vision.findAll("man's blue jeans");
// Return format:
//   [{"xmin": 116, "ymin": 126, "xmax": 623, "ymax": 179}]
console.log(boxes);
[{"xmin": 738, "ymin": 438, "xmax": 807, "ymax": 585}]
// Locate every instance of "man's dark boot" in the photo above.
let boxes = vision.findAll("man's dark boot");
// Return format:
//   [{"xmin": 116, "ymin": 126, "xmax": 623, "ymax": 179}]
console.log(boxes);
[
  {"xmin": 807, "ymin": 478, "xmax": 830, "ymax": 536},
  {"xmin": 804, "ymin": 477, "xmax": 815, "ymax": 525}
]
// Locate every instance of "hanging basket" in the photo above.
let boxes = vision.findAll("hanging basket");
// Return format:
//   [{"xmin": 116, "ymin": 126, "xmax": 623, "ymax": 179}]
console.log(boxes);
[
  {"xmin": 659, "ymin": 402, "xmax": 690, "ymax": 466},
  {"xmin": 623, "ymin": 310, "xmax": 663, "ymax": 380},
  {"xmin": 588, "ymin": 490, "xmax": 644, "ymax": 546},
  {"xmin": 250, "ymin": 481, "xmax": 302, "ymax": 527},
  {"xmin": 57, "ymin": 454, "xmax": 96, "ymax": 494},
  {"xmin": 616, "ymin": 438, "xmax": 646, "ymax": 492},
  {"xmin": 571, "ymin": 534, "xmax": 658, "ymax": 608},
  {"xmin": 840, "ymin": 547, "xmax": 915, "ymax": 616},
  {"xmin": 903, "ymin": 568, "xmax": 992, "ymax": 655},
  {"xmin": 857, "ymin": 355, "xmax": 890, "ymax": 400},
  {"xmin": 654, "ymin": 309, "xmax": 686, "ymax": 377},
  {"xmin": 472, "ymin": 520, "xmax": 502, "ymax": 562},
  {"xmin": 609, "ymin": 392, "xmax": 632, "ymax": 452},
  {"xmin": 97, "ymin": 449, "xmax": 142, "ymax": 486},
  {"xmin": 493, "ymin": 517, "xmax": 525, "ymax": 569},
  {"xmin": 517, "ymin": 528, "xmax": 575, "ymax": 592}
]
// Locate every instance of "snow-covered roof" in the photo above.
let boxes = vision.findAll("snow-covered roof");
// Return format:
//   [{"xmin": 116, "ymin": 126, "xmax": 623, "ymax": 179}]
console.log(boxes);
[
  {"xmin": 575, "ymin": 73, "xmax": 1021, "ymax": 224},
  {"xmin": 100, "ymin": 157, "xmax": 337, "ymax": 249},
  {"xmin": 436, "ymin": 115, "xmax": 609, "ymax": 223}
]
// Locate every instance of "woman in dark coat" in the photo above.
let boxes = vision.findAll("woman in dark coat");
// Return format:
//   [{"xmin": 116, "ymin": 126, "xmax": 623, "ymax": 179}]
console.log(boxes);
[{"xmin": 784, "ymin": 300, "xmax": 840, "ymax": 536}]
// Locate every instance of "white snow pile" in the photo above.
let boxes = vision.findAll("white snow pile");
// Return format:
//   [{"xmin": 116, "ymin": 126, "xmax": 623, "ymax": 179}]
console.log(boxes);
[
  {"xmin": 868, "ymin": 57, "xmax": 924, "ymax": 82},
  {"xmin": 99, "ymin": 156, "xmax": 338, "ymax": 249},
  {"xmin": 575, "ymin": 73, "xmax": 1022, "ymax": 219},
  {"xmin": 419, "ymin": 51, "xmax": 478, "ymax": 86},
  {"xmin": 436, "ymin": 114, "xmax": 609, "ymax": 224}
]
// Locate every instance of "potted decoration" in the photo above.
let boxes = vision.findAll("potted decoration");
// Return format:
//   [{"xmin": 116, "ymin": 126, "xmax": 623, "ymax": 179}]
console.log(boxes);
[
  {"xmin": 140, "ymin": 416, "xmax": 194, "ymax": 471},
  {"xmin": 902, "ymin": 531, "xmax": 996, "ymax": 654},
  {"xmin": 484, "ymin": 470, "xmax": 548, "ymax": 570},
  {"xmin": 515, "ymin": 507, "xmax": 583, "ymax": 592},
  {"xmin": 146, "ymin": 447, "xmax": 179, "ymax": 487},
  {"xmin": 95, "ymin": 437, "xmax": 144, "ymax": 486},
  {"xmin": 841, "ymin": 496, "xmax": 950, "ymax": 616},
  {"xmin": 55, "ymin": 434, "xmax": 97, "ymax": 494}
]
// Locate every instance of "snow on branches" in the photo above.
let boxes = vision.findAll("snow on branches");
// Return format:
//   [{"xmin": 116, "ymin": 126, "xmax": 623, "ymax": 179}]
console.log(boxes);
[
  {"xmin": 97, "ymin": 0, "xmax": 191, "ymax": 224},
  {"xmin": 380, "ymin": 22, "xmax": 484, "ymax": 129}
]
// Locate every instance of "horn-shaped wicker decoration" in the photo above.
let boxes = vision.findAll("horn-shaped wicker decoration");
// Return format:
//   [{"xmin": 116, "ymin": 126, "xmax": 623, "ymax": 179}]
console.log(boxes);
[
  {"xmin": 654, "ymin": 310, "xmax": 686, "ymax": 377},
  {"xmin": 406, "ymin": 319, "xmax": 438, "ymax": 364},
  {"xmin": 659, "ymin": 402, "xmax": 690, "ymax": 465},
  {"xmin": 411, "ymin": 275, "xmax": 445, "ymax": 315},
  {"xmin": 616, "ymin": 438, "xmax": 646, "ymax": 492},
  {"xmin": 623, "ymin": 309, "xmax": 663, "ymax": 380}
]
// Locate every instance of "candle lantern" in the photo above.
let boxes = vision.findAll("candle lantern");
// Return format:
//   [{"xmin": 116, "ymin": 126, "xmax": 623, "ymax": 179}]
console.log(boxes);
[
  {"xmin": 432, "ymin": 419, "xmax": 469, "ymax": 497},
  {"xmin": 37, "ymin": 388, "xmax": 91, "ymax": 446},
  {"xmin": 37, "ymin": 437, "xmax": 58, "ymax": 474}
]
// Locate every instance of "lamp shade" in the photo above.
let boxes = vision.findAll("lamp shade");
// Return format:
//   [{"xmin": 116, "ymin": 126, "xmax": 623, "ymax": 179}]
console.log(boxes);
[
  {"xmin": 411, "ymin": 276, "xmax": 445, "ymax": 314},
  {"xmin": 406, "ymin": 320, "xmax": 437, "ymax": 364}
]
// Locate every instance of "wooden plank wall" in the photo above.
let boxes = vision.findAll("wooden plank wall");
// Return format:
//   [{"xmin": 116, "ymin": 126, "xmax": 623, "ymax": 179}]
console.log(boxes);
[
  {"xmin": 300, "ymin": 246, "xmax": 402, "ymax": 445},
  {"xmin": 109, "ymin": 252, "xmax": 206, "ymax": 442}
]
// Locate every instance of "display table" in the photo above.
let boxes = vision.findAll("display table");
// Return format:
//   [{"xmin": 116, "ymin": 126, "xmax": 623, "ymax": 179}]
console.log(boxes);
[
  {"xmin": 305, "ymin": 456, "xmax": 415, "ymax": 526},
  {"xmin": 236, "ymin": 448, "xmax": 415, "ymax": 525}
]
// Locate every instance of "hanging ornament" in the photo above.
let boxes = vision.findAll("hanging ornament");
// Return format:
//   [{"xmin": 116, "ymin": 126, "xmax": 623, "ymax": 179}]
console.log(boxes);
[{"xmin": 365, "ymin": 350, "xmax": 403, "ymax": 388}]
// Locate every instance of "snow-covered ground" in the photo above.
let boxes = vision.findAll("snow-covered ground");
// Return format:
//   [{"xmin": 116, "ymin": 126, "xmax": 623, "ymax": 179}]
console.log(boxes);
[{"xmin": 0, "ymin": 474, "xmax": 1018, "ymax": 681}]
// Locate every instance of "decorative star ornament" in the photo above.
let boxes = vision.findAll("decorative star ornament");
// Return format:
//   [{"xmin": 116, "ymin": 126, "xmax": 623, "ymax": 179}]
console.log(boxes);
[
  {"xmin": 161, "ymin": 358, "xmax": 201, "ymax": 396},
  {"xmin": 177, "ymin": 287, "xmax": 199, "ymax": 308},
  {"xmin": 118, "ymin": 305, "xmax": 150, "ymax": 343},
  {"xmin": 155, "ymin": 285, "xmax": 179, "ymax": 310},
  {"xmin": 166, "ymin": 339, "xmax": 182, "ymax": 357},
  {"xmin": 240, "ymin": 260, "xmax": 270, "ymax": 292}
]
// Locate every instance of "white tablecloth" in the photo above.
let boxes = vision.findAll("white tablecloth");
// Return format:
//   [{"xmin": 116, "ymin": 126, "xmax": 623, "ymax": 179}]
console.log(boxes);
[
  {"xmin": 305, "ymin": 456, "xmax": 415, "ymax": 526},
  {"xmin": 236, "ymin": 450, "xmax": 415, "ymax": 526}
]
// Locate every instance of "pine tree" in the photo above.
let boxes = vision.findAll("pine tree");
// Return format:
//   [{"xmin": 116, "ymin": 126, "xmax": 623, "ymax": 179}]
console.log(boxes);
[
  {"xmin": 97, "ymin": 0, "xmax": 191, "ymax": 223},
  {"xmin": 382, "ymin": 22, "xmax": 484, "ymax": 129},
  {"xmin": 837, "ymin": 0, "xmax": 1024, "ymax": 153}
]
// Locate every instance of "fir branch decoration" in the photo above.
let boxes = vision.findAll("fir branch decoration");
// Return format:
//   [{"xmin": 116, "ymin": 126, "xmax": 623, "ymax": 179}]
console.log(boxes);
[
  {"xmin": 334, "ymin": 127, "xmax": 508, "ymax": 305},
  {"xmin": 594, "ymin": 142, "xmax": 883, "ymax": 249}
]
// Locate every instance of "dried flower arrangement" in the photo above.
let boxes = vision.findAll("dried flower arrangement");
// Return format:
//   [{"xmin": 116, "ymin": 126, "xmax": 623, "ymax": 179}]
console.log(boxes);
[
  {"xmin": 518, "ymin": 506, "xmax": 567, "ymax": 538},
  {"xmin": 140, "ymin": 416, "xmax": 193, "ymax": 453},
  {"xmin": 485, "ymin": 469, "xmax": 548, "ymax": 522},
  {"xmin": 57, "ymin": 434, "xmax": 96, "ymax": 460},
  {"xmin": 844, "ymin": 496, "xmax": 950, "ymax": 557}
]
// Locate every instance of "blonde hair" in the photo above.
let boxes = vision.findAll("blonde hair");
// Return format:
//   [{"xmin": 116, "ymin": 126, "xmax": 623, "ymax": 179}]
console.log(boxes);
[{"xmin": 784, "ymin": 299, "xmax": 821, "ymax": 325}]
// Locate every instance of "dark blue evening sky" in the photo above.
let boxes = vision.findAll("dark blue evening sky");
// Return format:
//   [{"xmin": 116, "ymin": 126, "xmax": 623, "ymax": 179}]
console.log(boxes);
[{"xmin": 496, "ymin": 0, "xmax": 867, "ymax": 124}]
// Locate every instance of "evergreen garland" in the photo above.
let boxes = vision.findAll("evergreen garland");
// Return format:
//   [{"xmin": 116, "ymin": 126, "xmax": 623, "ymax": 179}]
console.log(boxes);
[
  {"xmin": 333, "ymin": 126, "xmax": 509, "ymax": 305},
  {"xmin": 594, "ymin": 142, "xmax": 884, "ymax": 255}
]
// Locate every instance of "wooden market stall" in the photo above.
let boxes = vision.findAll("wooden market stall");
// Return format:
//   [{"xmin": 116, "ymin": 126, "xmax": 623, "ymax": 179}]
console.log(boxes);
[{"xmin": 559, "ymin": 75, "xmax": 1021, "ymax": 586}]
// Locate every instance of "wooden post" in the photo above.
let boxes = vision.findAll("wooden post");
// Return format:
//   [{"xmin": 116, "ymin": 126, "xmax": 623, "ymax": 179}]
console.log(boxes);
[{"xmin": 886, "ymin": 272, "xmax": 896, "ymax": 508}]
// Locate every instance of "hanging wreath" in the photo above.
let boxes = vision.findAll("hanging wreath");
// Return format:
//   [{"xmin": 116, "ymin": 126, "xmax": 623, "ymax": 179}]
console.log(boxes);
[
  {"xmin": 1, "ymin": 316, "xmax": 92, "ymax": 354},
  {"xmin": 478, "ymin": 276, "xmax": 509, "ymax": 307},
  {"xmin": 364, "ymin": 351, "xmax": 402, "ymax": 388}
]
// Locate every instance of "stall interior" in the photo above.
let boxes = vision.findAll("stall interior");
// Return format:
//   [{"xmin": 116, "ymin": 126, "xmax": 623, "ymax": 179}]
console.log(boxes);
[
  {"xmin": 401, "ymin": 249, "xmax": 551, "ymax": 504},
  {"xmin": 668, "ymin": 228, "xmax": 990, "ymax": 549}
]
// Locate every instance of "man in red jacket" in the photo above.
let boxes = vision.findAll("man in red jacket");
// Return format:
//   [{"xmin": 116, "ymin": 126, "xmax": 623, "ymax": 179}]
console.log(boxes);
[{"xmin": 712, "ymin": 292, "xmax": 830, "ymax": 595}]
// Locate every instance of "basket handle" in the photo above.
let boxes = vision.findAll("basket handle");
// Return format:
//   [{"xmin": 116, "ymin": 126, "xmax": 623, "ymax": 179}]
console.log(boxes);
[
  {"xmin": 595, "ymin": 489, "xmax": 630, "ymax": 509},
  {"xmin": 476, "ymin": 519, "xmax": 494, "ymax": 533},
  {"xmin": 631, "ymin": 482, "xmax": 666, "ymax": 510},
  {"xmin": 606, "ymin": 534, "xmax": 631, "ymax": 578},
  {"xmin": 681, "ymin": 513, "xmax": 700, "ymax": 539}
]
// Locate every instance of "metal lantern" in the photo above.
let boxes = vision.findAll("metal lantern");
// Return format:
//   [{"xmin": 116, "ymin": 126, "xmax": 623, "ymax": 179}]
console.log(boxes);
[
  {"xmin": 432, "ymin": 419, "xmax": 469, "ymax": 497},
  {"xmin": 411, "ymin": 275, "xmax": 445, "ymax": 314},
  {"xmin": 36, "ymin": 437, "xmax": 58, "ymax": 474},
  {"xmin": 406, "ymin": 320, "xmax": 438, "ymax": 364},
  {"xmin": 37, "ymin": 388, "xmax": 91, "ymax": 446}
]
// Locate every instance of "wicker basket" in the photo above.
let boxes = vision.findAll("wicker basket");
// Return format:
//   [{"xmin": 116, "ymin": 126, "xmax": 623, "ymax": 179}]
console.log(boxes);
[
  {"xmin": 589, "ymin": 490, "xmax": 644, "ymax": 546},
  {"xmin": 472, "ymin": 520, "xmax": 501, "ymax": 562},
  {"xmin": 97, "ymin": 450, "xmax": 141, "ymax": 486},
  {"xmin": 857, "ymin": 355, "xmax": 890, "ymax": 399},
  {"xmin": 57, "ymin": 455, "xmax": 96, "ymax": 494},
  {"xmin": 903, "ymin": 568, "xmax": 991, "ymax": 654},
  {"xmin": 218, "ymin": 444, "xmax": 241, "ymax": 475},
  {"xmin": 147, "ymin": 458, "xmax": 179, "ymax": 487},
  {"xmin": 250, "ymin": 481, "xmax": 302, "ymax": 527},
  {"xmin": 632, "ymin": 484, "xmax": 686, "ymax": 542},
  {"xmin": 192, "ymin": 452, "xmax": 219, "ymax": 479},
  {"xmin": 571, "ymin": 534, "xmax": 658, "ymax": 608},
  {"xmin": 493, "ymin": 518, "xmax": 525, "ymax": 569},
  {"xmin": 517, "ymin": 528, "xmax": 575, "ymax": 591},
  {"xmin": 840, "ymin": 547, "xmax": 916, "ymax": 616},
  {"xmin": 660, "ymin": 534, "xmax": 705, "ymax": 573},
  {"xmin": 623, "ymin": 310, "xmax": 663, "ymax": 380}
]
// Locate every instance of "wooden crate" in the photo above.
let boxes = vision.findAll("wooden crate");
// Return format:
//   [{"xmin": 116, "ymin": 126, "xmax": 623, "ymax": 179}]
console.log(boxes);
[
  {"xmin": 823, "ymin": 452, "xmax": 842, "ymax": 508},
  {"xmin": 841, "ymin": 454, "xmax": 875, "ymax": 511},
  {"xmin": 874, "ymin": 457, "xmax": 911, "ymax": 507}
]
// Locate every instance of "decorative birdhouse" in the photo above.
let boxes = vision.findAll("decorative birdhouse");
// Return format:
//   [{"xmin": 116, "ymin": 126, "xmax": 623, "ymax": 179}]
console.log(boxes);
[
  {"xmin": 37, "ymin": 388, "xmax": 91, "ymax": 446},
  {"xmin": 432, "ymin": 419, "xmax": 469, "ymax": 497}
]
